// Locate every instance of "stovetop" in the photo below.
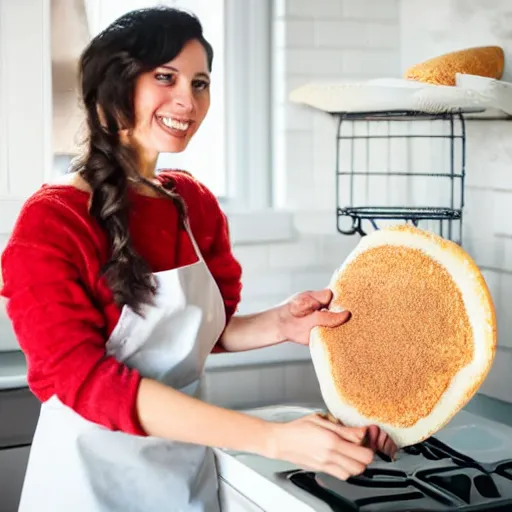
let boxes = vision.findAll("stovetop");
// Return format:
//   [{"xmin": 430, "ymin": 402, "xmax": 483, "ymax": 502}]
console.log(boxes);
[{"xmin": 286, "ymin": 436, "xmax": 512, "ymax": 511}]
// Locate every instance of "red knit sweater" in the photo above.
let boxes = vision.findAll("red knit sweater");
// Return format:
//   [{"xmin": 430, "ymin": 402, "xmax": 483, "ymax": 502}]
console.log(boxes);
[{"xmin": 0, "ymin": 171, "xmax": 242, "ymax": 436}]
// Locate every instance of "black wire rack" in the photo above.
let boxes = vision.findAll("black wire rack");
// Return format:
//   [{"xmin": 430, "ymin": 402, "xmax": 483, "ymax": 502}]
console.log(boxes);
[{"xmin": 334, "ymin": 110, "xmax": 467, "ymax": 244}]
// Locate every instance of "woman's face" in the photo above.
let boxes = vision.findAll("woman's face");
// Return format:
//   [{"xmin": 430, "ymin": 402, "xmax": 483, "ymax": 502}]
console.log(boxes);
[{"xmin": 130, "ymin": 39, "xmax": 211, "ymax": 163}]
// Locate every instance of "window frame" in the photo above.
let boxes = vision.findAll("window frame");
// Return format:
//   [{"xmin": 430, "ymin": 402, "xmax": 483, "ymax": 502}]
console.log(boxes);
[{"xmin": 222, "ymin": 0, "xmax": 273, "ymax": 211}]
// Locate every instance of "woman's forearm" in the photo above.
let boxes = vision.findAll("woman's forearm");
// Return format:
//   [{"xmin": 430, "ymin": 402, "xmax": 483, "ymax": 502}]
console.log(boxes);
[
  {"xmin": 136, "ymin": 377, "xmax": 275, "ymax": 455},
  {"xmin": 218, "ymin": 307, "xmax": 286, "ymax": 352}
]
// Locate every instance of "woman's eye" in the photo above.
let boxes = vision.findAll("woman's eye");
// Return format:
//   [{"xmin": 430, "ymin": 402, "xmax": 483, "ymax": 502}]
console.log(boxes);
[
  {"xmin": 155, "ymin": 73, "xmax": 175, "ymax": 84},
  {"xmin": 193, "ymin": 80, "xmax": 210, "ymax": 91}
]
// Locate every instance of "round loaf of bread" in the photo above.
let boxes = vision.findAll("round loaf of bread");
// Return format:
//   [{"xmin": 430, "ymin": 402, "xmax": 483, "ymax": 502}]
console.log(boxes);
[
  {"xmin": 404, "ymin": 46, "xmax": 504, "ymax": 86},
  {"xmin": 310, "ymin": 225, "xmax": 496, "ymax": 448}
]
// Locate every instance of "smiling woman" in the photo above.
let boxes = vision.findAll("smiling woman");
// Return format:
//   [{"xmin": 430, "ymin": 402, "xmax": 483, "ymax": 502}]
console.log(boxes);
[
  {"xmin": 130, "ymin": 40, "xmax": 212, "ymax": 171},
  {"xmin": 52, "ymin": 0, "xmax": 227, "ymax": 197}
]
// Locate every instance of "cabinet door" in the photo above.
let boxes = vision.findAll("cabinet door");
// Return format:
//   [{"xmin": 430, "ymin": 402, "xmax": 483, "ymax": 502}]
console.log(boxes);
[
  {"xmin": 0, "ymin": 446, "xmax": 30, "ymax": 512},
  {"xmin": 218, "ymin": 479, "xmax": 264, "ymax": 511},
  {"xmin": 0, "ymin": 388, "xmax": 40, "ymax": 448}
]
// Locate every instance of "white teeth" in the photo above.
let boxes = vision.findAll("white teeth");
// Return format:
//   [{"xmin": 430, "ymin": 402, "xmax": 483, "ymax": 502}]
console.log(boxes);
[{"xmin": 161, "ymin": 117, "xmax": 190, "ymax": 131}]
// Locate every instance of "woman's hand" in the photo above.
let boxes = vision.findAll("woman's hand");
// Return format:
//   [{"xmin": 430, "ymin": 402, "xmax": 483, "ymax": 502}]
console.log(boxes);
[
  {"xmin": 276, "ymin": 289, "xmax": 350, "ymax": 345},
  {"xmin": 267, "ymin": 414, "xmax": 397, "ymax": 481},
  {"xmin": 218, "ymin": 288, "xmax": 349, "ymax": 352},
  {"xmin": 363, "ymin": 424, "xmax": 398, "ymax": 460}
]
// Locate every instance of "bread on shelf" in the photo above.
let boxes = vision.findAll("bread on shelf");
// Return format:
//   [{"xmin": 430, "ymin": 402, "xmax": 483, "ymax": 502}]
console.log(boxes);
[{"xmin": 405, "ymin": 46, "xmax": 505, "ymax": 86}]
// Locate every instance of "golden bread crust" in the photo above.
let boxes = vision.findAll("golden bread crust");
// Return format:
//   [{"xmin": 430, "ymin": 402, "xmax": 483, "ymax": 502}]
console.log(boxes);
[{"xmin": 404, "ymin": 46, "xmax": 504, "ymax": 86}]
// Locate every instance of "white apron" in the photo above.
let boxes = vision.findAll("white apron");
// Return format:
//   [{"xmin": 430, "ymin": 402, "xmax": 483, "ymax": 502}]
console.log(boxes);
[{"xmin": 18, "ymin": 221, "xmax": 227, "ymax": 512}]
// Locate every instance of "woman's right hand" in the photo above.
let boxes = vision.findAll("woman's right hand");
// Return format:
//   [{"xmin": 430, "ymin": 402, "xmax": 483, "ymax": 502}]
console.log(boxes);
[{"xmin": 267, "ymin": 414, "xmax": 394, "ymax": 481}]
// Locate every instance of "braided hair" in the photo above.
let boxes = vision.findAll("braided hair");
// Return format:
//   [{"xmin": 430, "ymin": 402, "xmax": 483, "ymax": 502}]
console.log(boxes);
[{"xmin": 72, "ymin": 7, "xmax": 213, "ymax": 314}]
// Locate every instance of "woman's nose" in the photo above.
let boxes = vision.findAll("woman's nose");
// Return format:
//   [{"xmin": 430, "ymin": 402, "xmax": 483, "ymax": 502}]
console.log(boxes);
[{"xmin": 172, "ymin": 86, "xmax": 194, "ymax": 113}]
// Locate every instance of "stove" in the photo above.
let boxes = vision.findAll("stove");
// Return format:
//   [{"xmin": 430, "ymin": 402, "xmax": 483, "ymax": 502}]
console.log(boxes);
[
  {"xmin": 287, "ymin": 436, "xmax": 512, "ymax": 511},
  {"xmin": 215, "ymin": 405, "xmax": 512, "ymax": 512}
]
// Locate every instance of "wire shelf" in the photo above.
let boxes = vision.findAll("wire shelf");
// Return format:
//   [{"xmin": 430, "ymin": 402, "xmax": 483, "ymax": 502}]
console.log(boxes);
[
  {"xmin": 334, "ymin": 110, "xmax": 466, "ymax": 244},
  {"xmin": 337, "ymin": 206, "xmax": 461, "ymax": 237}
]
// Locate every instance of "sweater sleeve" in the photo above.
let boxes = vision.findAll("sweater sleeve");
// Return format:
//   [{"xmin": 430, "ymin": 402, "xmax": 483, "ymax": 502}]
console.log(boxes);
[{"xmin": 0, "ymin": 197, "xmax": 146, "ymax": 435}]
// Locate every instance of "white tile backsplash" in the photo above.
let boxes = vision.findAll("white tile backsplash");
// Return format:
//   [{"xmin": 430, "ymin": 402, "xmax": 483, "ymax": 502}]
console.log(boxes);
[
  {"xmin": 341, "ymin": 49, "xmax": 399, "ymax": 76},
  {"xmin": 204, "ymin": 362, "xmax": 323, "ymax": 409},
  {"xmin": 492, "ymin": 191, "xmax": 512, "ymax": 236},
  {"xmin": 267, "ymin": 240, "xmax": 321, "ymax": 270},
  {"xmin": 366, "ymin": 22, "xmax": 401, "ymax": 49},
  {"xmin": 283, "ymin": 0, "xmax": 344, "ymax": 19},
  {"xmin": 241, "ymin": 272, "xmax": 292, "ymax": 300},
  {"xmin": 289, "ymin": 270, "xmax": 334, "ymax": 292},
  {"xmin": 232, "ymin": 245, "xmax": 270, "ymax": 272},
  {"xmin": 463, "ymin": 232, "xmax": 503, "ymax": 270},
  {"xmin": 281, "ymin": 103, "xmax": 314, "ymax": 131},
  {"xmin": 286, "ymin": 49, "xmax": 346, "ymax": 76},
  {"xmin": 274, "ymin": 19, "xmax": 315, "ymax": 48},
  {"xmin": 479, "ymin": 348, "xmax": 512, "ymax": 402},
  {"xmin": 496, "ymin": 273, "xmax": 512, "ymax": 349},
  {"xmin": 313, "ymin": 21, "xmax": 370, "ymax": 49},
  {"xmin": 342, "ymin": 0, "xmax": 399, "ymax": 20},
  {"xmin": 465, "ymin": 122, "xmax": 512, "ymax": 190}
]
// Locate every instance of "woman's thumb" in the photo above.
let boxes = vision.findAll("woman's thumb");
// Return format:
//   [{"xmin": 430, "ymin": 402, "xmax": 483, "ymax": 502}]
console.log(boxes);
[{"xmin": 313, "ymin": 309, "xmax": 351, "ymax": 327}]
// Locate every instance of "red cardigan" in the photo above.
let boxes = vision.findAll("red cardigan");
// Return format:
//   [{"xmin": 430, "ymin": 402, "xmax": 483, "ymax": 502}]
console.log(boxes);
[{"xmin": 0, "ymin": 171, "xmax": 242, "ymax": 435}]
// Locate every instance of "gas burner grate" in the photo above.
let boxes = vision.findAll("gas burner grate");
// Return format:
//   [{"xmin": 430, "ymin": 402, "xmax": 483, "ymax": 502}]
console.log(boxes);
[{"xmin": 287, "ymin": 437, "xmax": 512, "ymax": 511}]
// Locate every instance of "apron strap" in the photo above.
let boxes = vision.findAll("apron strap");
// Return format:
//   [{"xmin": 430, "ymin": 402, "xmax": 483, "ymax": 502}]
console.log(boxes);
[{"xmin": 184, "ymin": 219, "xmax": 204, "ymax": 263}]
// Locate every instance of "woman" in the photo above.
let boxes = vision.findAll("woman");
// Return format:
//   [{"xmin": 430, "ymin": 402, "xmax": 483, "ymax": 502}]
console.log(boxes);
[{"xmin": 1, "ymin": 7, "xmax": 396, "ymax": 511}]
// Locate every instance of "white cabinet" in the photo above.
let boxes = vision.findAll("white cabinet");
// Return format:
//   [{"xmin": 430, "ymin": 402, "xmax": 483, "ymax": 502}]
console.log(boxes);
[
  {"xmin": 219, "ymin": 479, "xmax": 264, "ymax": 511},
  {"xmin": 0, "ymin": 446, "xmax": 30, "ymax": 512},
  {"xmin": 0, "ymin": 0, "xmax": 52, "ymax": 235}
]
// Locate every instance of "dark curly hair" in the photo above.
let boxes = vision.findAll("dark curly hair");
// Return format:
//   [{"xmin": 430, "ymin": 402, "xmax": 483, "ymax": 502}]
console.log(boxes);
[{"xmin": 73, "ymin": 7, "xmax": 213, "ymax": 315}]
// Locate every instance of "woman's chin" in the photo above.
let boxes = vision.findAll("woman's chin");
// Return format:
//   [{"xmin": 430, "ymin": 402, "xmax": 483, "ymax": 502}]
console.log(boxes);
[{"xmin": 157, "ymin": 141, "xmax": 188, "ymax": 154}]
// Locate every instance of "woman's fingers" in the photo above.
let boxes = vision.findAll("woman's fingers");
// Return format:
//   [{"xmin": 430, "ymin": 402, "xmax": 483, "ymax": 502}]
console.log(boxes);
[{"xmin": 316, "ymin": 414, "xmax": 398, "ymax": 458}]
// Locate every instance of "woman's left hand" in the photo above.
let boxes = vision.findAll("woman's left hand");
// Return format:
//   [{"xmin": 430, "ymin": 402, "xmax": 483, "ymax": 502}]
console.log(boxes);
[{"xmin": 276, "ymin": 289, "xmax": 351, "ymax": 345}]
